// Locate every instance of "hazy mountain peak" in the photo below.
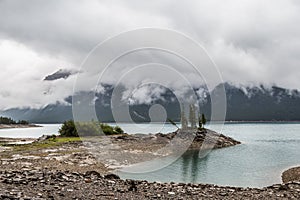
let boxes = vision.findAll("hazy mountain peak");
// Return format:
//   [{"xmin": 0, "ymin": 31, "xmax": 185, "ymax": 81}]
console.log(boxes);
[
  {"xmin": 2, "ymin": 82, "xmax": 300, "ymax": 122},
  {"xmin": 44, "ymin": 69, "xmax": 78, "ymax": 81}
]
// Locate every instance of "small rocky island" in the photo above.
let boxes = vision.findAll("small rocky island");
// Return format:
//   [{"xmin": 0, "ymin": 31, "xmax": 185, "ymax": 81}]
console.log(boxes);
[{"xmin": 1, "ymin": 127, "xmax": 241, "ymax": 171}]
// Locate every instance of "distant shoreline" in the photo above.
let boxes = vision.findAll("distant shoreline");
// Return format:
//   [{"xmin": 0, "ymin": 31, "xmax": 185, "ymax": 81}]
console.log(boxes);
[
  {"xmin": 224, "ymin": 120, "xmax": 300, "ymax": 124},
  {"xmin": 0, "ymin": 124, "xmax": 41, "ymax": 129},
  {"xmin": 24, "ymin": 120, "xmax": 300, "ymax": 124}
]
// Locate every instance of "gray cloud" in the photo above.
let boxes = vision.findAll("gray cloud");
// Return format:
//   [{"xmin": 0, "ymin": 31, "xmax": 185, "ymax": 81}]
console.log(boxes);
[{"xmin": 0, "ymin": 0, "xmax": 300, "ymax": 109}]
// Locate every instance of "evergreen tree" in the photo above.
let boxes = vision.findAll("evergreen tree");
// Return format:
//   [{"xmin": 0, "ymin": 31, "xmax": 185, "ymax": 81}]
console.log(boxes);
[
  {"xmin": 201, "ymin": 113, "xmax": 207, "ymax": 129},
  {"xmin": 0, "ymin": 116, "xmax": 16, "ymax": 124},
  {"xmin": 59, "ymin": 120, "xmax": 78, "ymax": 137},
  {"xmin": 198, "ymin": 114, "xmax": 203, "ymax": 130}
]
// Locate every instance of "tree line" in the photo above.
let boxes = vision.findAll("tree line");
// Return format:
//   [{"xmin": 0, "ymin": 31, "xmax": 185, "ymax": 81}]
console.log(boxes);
[{"xmin": 0, "ymin": 116, "xmax": 29, "ymax": 125}]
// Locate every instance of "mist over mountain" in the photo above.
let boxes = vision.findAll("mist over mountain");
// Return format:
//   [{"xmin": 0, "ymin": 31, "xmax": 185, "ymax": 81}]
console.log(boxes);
[
  {"xmin": 1, "ymin": 1, "xmax": 300, "ymax": 124},
  {"xmin": 221, "ymin": 83, "xmax": 300, "ymax": 121},
  {"xmin": 44, "ymin": 69, "xmax": 79, "ymax": 81},
  {"xmin": 1, "ymin": 83, "xmax": 300, "ymax": 123}
]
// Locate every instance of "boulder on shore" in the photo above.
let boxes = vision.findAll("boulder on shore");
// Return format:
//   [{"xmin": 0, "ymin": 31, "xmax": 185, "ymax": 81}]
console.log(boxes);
[{"xmin": 282, "ymin": 166, "xmax": 300, "ymax": 183}]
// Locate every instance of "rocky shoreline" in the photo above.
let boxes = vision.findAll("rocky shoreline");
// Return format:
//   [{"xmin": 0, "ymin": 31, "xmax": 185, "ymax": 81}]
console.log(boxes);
[
  {"xmin": 0, "ymin": 169, "xmax": 299, "ymax": 199},
  {"xmin": 0, "ymin": 137, "xmax": 35, "ymax": 145},
  {"xmin": 1, "ymin": 130, "xmax": 299, "ymax": 199},
  {"xmin": 0, "ymin": 129, "xmax": 241, "ymax": 171}
]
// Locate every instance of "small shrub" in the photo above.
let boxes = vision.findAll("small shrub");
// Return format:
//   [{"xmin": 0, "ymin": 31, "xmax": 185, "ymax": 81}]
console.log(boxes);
[
  {"xmin": 113, "ymin": 126, "xmax": 124, "ymax": 134},
  {"xmin": 59, "ymin": 120, "xmax": 124, "ymax": 137},
  {"xmin": 100, "ymin": 123, "xmax": 114, "ymax": 135},
  {"xmin": 59, "ymin": 120, "xmax": 78, "ymax": 137}
]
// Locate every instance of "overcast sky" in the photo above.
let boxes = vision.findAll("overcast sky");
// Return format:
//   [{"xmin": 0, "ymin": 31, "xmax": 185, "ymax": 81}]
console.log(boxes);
[{"xmin": 1, "ymin": 0, "xmax": 300, "ymax": 109}]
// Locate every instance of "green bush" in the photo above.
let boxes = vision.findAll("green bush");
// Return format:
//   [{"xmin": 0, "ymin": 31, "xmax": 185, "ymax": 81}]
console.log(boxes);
[
  {"xmin": 59, "ymin": 120, "xmax": 124, "ymax": 137},
  {"xmin": 59, "ymin": 120, "xmax": 78, "ymax": 137},
  {"xmin": 99, "ymin": 124, "xmax": 124, "ymax": 135},
  {"xmin": 100, "ymin": 123, "xmax": 114, "ymax": 135},
  {"xmin": 114, "ymin": 126, "xmax": 124, "ymax": 134}
]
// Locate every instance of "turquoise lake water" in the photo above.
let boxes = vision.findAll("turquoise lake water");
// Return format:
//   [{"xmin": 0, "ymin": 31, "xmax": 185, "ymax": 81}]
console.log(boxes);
[
  {"xmin": 0, "ymin": 122, "xmax": 299, "ymax": 188},
  {"xmin": 0, "ymin": 124, "xmax": 61, "ymax": 138},
  {"xmin": 117, "ymin": 122, "xmax": 300, "ymax": 188}
]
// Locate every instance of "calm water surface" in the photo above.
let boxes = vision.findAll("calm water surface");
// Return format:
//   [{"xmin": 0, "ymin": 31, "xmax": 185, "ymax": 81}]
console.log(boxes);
[
  {"xmin": 0, "ymin": 122, "xmax": 299, "ymax": 188},
  {"xmin": 0, "ymin": 124, "xmax": 62, "ymax": 138},
  {"xmin": 117, "ymin": 122, "xmax": 300, "ymax": 188}
]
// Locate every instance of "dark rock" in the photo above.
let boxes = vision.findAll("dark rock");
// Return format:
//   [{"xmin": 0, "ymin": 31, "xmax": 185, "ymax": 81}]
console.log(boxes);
[
  {"xmin": 116, "ymin": 135, "xmax": 129, "ymax": 140},
  {"xmin": 219, "ymin": 192, "xmax": 228, "ymax": 196},
  {"xmin": 84, "ymin": 171, "xmax": 101, "ymax": 178},
  {"xmin": 279, "ymin": 184, "xmax": 289, "ymax": 190},
  {"xmin": 128, "ymin": 180, "xmax": 138, "ymax": 192},
  {"xmin": 104, "ymin": 174, "xmax": 120, "ymax": 180},
  {"xmin": 84, "ymin": 178, "xmax": 92, "ymax": 183},
  {"xmin": 34, "ymin": 134, "xmax": 56, "ymax": 142}
]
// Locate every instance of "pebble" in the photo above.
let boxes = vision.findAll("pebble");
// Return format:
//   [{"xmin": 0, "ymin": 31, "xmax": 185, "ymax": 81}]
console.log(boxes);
[
  {"xmin": 0, "ymin": 170, "xmax": 299, "ymax": 199},
  {"xmin": 84, "ymin": 178, "xmax": 92, "ymax": 183}
]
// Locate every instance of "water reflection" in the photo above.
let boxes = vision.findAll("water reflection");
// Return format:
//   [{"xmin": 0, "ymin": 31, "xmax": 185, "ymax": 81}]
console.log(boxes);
[
  {"xmin": 181, "ymin": 150, "xmax": 208, "ymax": 183},
  {"xmin": 114, "ymin": 123, "xmax": 300, "ymax": 187}
]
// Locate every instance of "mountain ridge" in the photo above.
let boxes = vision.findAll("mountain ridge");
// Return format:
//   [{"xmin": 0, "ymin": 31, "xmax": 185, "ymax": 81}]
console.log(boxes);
[{"xmin": 1, "ymin": 83, "xmax": 300, "ymax": 123}]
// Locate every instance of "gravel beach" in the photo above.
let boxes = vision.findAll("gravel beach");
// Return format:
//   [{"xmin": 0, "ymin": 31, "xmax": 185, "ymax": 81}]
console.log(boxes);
[
  {"xmin": 0, "ymin": 170, "xmax": 299, "ymax": 199},
  {"xmin": 0, "ymin": 131, "xmax": 299, "ymax": 199}
]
